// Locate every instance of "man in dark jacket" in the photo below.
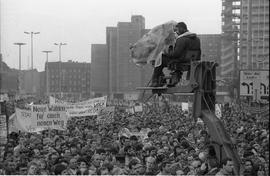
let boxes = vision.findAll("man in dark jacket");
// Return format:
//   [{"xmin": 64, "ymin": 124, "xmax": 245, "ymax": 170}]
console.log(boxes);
[{"xmin": 150, "ymin": 22, "xmax": 201, "ymax": 87}]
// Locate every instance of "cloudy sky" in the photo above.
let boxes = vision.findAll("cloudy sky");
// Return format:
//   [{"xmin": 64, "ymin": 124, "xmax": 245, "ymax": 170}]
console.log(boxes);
[{"xmin": 1, "ymin": 0, "xmax": 221, "ymax": 71}]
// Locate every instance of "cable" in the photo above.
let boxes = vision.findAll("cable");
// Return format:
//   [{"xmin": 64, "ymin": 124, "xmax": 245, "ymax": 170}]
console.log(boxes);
[
  {"xmin": 141, "ymin": 77, "xmax": 152, "ymax": 102},
  {"xmin": 203, "ymin": 94, "xmax": 213, "ymax": 114}
]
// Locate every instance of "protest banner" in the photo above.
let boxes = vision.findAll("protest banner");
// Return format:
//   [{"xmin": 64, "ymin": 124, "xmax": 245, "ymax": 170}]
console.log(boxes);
[
  {"xmin": 31, "ymin": 105, "xmax": 67, "ymax": 131},
  {"xmin": 134, "ymin": 104, "xmax": 143, "ymax": 112},
  {"xmin": 96, "ymin": 106, "xmax": 115, "ymax": 125},
  {"xmin": 215, "ymin": 104, "xmax": 222, "ymax": 119},
  {"xmin": 14, "ymin": 104, "xmax": 67, "ymax": 132},
  {"xmin": 15, "ymin": 108, "xmax": 37, "ymax": 132},
  {"xmin": 0, "ymin": 115, "xmax": 7, "ymax": 144},
  {"xmin": 50, "ymin": 96, "xmax": 107, "ymax": 117}
]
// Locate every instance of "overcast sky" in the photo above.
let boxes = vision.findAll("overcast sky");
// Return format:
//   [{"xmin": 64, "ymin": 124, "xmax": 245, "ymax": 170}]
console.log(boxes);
[{"xmin": 1, "ymin": 0, "xmax": 222, "ymax": 71}]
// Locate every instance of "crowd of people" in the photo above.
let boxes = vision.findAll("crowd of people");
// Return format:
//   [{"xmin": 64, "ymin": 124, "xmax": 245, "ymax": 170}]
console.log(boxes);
[{"xmin": 0, "ymin": 97, "xmax": 269, "ymax": 175}]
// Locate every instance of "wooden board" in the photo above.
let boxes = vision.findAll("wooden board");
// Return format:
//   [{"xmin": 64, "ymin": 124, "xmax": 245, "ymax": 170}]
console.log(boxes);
[{"xmin": 136, "ymin": 87, "xmax": 168, "ymax": 90}]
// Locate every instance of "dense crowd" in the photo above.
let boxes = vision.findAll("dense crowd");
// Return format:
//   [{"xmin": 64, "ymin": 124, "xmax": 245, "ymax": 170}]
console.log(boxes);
[{"xmin": 0, "ymin": 97, "xmax": 269, "ymax": 175}]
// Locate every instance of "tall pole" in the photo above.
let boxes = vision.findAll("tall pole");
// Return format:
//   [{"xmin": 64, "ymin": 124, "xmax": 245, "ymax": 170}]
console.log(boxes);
[
  {"xmin": 54, "ymin": 43, "xmax": 66, "ymax": 62},
  {"xmin": 14, "ymin": 43, "xmax": 26, "ymax": 95},
  {"xmin": 247, "ymin": 0, "xmax": 252, "ymax": 70},
  {"xmin": 42, "ymin": 51, "xmax": 53, "ymax": 96},
  {"xmin": 54, "ymin": 43, "xmax": 67, "ymax": 98},
  {"xmin": 14, "ymin": 43, "xmax": 26, "ymax": 70},
  {"xmin": 24, "ymin": 31, "xmax": 40, "ymax": 94}
]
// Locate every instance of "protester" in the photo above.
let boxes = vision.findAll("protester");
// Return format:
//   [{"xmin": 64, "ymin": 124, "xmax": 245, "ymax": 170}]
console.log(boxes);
[{"xmin": 0, "ymin": 97, "xmax": 268, "ymax": 176}]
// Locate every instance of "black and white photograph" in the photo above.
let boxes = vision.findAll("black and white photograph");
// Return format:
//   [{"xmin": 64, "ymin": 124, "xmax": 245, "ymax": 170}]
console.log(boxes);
[{"xmin": 0, "ymin": 0, "xmax": 269, "ymax": 175}]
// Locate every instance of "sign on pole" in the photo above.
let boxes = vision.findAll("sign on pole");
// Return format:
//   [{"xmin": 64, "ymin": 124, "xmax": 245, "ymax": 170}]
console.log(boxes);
[{"xmin": 240, "ymin": 70, "xmax": 269, "ymax": 98}]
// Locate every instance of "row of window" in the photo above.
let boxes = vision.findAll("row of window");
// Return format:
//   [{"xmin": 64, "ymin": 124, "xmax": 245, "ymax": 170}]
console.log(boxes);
[{"xmin": 50, "ymin": 87, "xmax": 90, "ymax": 92}]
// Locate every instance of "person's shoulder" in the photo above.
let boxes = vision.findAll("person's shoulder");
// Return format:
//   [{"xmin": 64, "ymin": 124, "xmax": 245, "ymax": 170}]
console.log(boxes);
[{"xmin": 215, "ymin": 170, "xmax": 225, "ymax": 176}]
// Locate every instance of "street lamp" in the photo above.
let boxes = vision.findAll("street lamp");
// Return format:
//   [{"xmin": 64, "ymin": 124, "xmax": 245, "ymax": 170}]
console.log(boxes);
[
  {"xmin": 14, "ymin": 43, "xmax": 26, "ymax": 70},
  {"xmin": 24, "ymin": 31, "xmax": 40, "ymax": 70},
  {"xmin": 54, "ymin": 42, "xmax": 67, "ymax": 62},
  {"xmin": 42, "ymin": 50, "xmax": 53, "ymax": 96},
  {"xmin": 14, "ymin": 42, "xmax": 26, "ymax": 95},
  {"xmin": 54, "ymin": 43, "xmax": 67, "ymax": 98},
  {"xmin": 24, "ymin": 31, "xmax": 40, "ymax": 94}
]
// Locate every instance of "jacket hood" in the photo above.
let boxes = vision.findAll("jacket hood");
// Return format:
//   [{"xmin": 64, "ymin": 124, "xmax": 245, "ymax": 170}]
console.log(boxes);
[{"xmin": 177, "ymin": 31, "xmax": 197, "ymax": 39}]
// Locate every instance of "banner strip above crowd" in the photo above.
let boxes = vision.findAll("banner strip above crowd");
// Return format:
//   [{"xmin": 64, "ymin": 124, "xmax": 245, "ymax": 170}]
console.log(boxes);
[{"xmin": 49, "ymin": 96, "xmax": 107, "ymax": 117}]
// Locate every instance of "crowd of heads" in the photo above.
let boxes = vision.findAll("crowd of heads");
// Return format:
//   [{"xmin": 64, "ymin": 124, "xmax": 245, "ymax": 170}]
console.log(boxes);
[{"xmin": 0, "ymin": 97, "xmax": 268, "ymax": 175}]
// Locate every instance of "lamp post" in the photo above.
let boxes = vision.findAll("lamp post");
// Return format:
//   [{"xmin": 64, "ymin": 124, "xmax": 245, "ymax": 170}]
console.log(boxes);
[
  {"xmin": 54, "ymin": 43, "xmax": 67, "ymax": 98},
  {"xmin": 14, "ymin": 42, "xmax": 26, "ymax": 95},
  {"xmin": 14, "ymin": 43, "xmax": 26, "ymax": 70},
  {"xmin": 54, "ymin": 42, "xmax": 67, "ymax": 62},
  {"xmin": 24, "ymin": 31, "xmax": 40, "ymax": 94},
  {"xmin": 42, "ymin": 50, "xmax": 53, "ymax": 96}
]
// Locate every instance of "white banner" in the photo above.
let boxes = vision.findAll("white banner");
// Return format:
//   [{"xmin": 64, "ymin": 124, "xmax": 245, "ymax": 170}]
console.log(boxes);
[
  {"xmin": 0, "ymin": 94, "xmax": 9, "ymax": 102},
  {"xmin": 134, "ymin": 104, "xmax": 143, "ymax": 112},
  {"xmin": 0, "ymin": 115, "xmax": 7, "ymax": 144},
  {"xmin": 240, "ymin": 70, "xmax": 269, "ymax": 97},
  {"xmin": 15, "ymin": 104, "xmax": 67, "ymax": 132},
  {"xmin": 182, "ymin": 102, "xmax": 189, "ymax": 111},
  {"xmin": 15, "ymin": 108, "xmax": 37, "ymax": 132},
  {"xmin": 50, "ymin": 96, "xmax": 107, "ymax": 117},
  {"xmin": 31, "ymin": 105, "xmax": 67, "ymax": 130},
  {"xmin": 215, "ymin": 104, "xmax": 222, "ymax": 119}
]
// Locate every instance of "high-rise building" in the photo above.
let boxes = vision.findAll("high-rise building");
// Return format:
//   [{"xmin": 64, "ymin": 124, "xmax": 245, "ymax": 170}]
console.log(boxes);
[
  {"xmin": 198, "ymin": 34, "xmax": 222, "ymax": 78},
  {"xmin": 239, "ymin": 0, "xmax": 269, "ymax": 70},
  {"xmin": 46, "ymin": 61, "xmax": 91, "ymax": 100},
  {"xmin": 91, "ymin": 44, "xmax": 108, "ymax": 96},
  {"xmin": 221, "ymin": 0, "xmax": 241, "ymax": 80},
  {"xmin": 91, "ymin": 15, "xmax": 153, "ymax": 98}
]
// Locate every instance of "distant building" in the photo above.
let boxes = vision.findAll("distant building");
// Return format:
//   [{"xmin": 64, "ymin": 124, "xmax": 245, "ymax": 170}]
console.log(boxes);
[
  {"xmin": 1, "ymin": 71, "xmax": 18, "ymax": 95},
  {"xmin": 221, "ymin": 0, "xmax": 241, "ymax": 79},
  {"xmin": 39, "ymin": 71, "xmax": 46, "ymax": 97},
  {"xmin": 46, "ymin": 60, "xmax": 91, "ymax": 99},
  {"xmin": 91, "ymin": 15, "xmax": 153, "ymax": 98},
  {"xmin": 91, "ymin": 44, "xmax": 108, "ymax": 96},
  {"xmin": 198, "ymin": 34, "xmax": 222, "ymax": 77},
  {"xmin": 20, "ymin": 69, "xmax": 41, "ymax": 95},
  {"xmin": 239, "ymin": 0, "xmax": 269, "ymax": 70}
]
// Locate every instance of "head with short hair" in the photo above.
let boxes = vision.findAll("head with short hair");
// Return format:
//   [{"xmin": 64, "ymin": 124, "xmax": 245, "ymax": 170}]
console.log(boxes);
[
  {"xmin": 244, "ymin": 159, "xmax": 254, "ymax": 172},
  {"xmin": 27, "ymin": 161, "xmax": 39, "ymax": 175},
  {"xmin": 207, "ymin": 158, "xmax": 219, "ymax": 169},
  {"xmin": 221, "ymin": 158, "xmax": 234, "ymax": 174},
  {"xmin": 128, "ymin": 158, "xmax": 140, "ymax": 170},
  {"xmin": 175, "ymin": 22, "xmax": 188, "ymax": 35},
  {"xmin": 160, "ymin": 160, "xmax": 172, "ymax": 174}
]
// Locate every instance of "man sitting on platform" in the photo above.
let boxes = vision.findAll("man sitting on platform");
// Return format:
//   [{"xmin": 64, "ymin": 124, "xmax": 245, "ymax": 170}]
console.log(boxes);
[{"xmin": 150, "ymin": 22, "xmax": 201, "ymax": 87}]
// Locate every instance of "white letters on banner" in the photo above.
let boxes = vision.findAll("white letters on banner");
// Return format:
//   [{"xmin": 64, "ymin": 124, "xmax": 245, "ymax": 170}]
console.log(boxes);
[
  {"xmin": 49, "ymin": 96, "xmax": 107, "ymax": 117},
  {"xmin": 240, "ymin": 70, "xmax": 269, "ymax": 97}
]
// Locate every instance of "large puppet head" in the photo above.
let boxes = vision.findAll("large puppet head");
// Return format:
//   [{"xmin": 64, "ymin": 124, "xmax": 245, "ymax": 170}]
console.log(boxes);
[{"xmin": 130, "ymin": 20, "xmax": 177, "ymax": 66}]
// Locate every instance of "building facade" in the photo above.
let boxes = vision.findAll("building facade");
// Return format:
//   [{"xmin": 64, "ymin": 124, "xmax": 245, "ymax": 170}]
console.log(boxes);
[
  {"xmin": 221, "ymin": 0, "xmax": 241, "ymax": 80},
  {"xmin": 198, "ymin": 34, "xmax": 222, "ymax": 78},
  {"xmin": 91, "ymin": 44, "xmax": 108, "ymax": 96},
  {"xmin": 91, "ymin": 15, "xmax": 153, "ymax": 98},
  {"xmin": 20, "ymin": 69, "xmax": 41, "ymax": 95},
  {"xmin": 46, "ymin": 61, "xmax": 91, "ymax": 99},
  {"xmin": 239, "ymin": 0, "xmax": 269, "ymax": 70}
]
